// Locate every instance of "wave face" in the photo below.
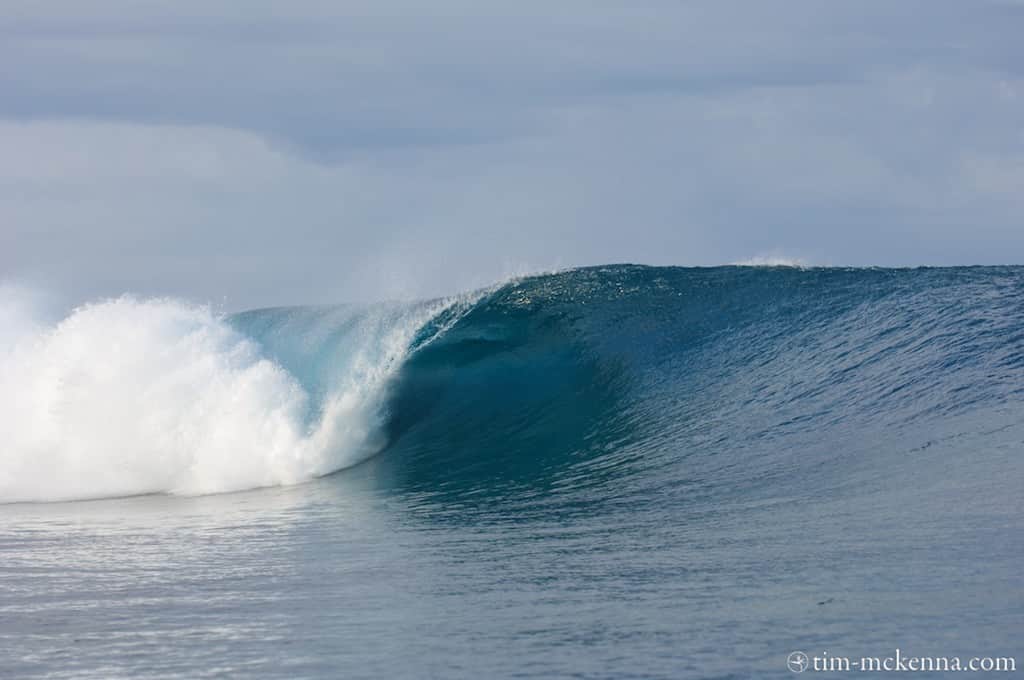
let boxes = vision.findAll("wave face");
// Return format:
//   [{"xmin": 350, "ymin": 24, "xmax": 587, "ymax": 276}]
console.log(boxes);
[{"xmin": 2, "ymin": 265, "xmax": 1022, "ymax": 504}]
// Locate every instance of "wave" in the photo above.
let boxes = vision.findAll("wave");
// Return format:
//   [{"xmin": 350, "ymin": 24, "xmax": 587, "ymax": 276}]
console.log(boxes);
[{"xmin": 2, "ymin": 265, "xmax": 1022, "ymax": 504}]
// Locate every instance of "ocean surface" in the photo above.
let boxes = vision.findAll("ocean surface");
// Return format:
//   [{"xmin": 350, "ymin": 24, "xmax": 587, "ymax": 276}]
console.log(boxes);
[{"xmin": 1, "ymin": 265, "xmax": 1022, "ymax": 678}]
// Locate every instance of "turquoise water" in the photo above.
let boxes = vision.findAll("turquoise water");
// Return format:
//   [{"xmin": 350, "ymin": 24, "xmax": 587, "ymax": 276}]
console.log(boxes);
[{"xmin": 1, "ymin": 266, "xmax": 1022, "ymax": 677}]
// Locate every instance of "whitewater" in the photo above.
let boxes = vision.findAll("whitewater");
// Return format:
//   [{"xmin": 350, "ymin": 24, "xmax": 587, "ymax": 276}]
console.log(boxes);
[{"xmin": 0, "ymin": 289, "xmax": 481, "ymax": 502}]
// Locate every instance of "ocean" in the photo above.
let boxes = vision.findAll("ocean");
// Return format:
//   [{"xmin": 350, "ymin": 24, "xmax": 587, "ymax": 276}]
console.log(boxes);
[{"xmin": 1, "ymin": 265, "xmax": 1021, "ymax": 678}]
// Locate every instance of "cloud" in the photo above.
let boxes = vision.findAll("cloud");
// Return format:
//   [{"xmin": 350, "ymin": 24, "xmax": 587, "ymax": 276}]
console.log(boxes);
[{"xmin": 1, "ymin": 0, "xmax": 1023, "ymax": 308}]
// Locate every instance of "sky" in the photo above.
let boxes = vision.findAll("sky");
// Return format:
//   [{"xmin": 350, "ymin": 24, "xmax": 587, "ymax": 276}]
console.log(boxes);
[{"xmin": 2, "ymin": 0, "xmax": 1023, "ymax": 309}]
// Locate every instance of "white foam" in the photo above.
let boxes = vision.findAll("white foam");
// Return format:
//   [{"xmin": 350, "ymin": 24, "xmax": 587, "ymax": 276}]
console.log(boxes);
[
  {"xmin": 0, "ymin": 292, "xmax": 454, "ymax": 503},
  {"xmin": 732, "ymin": 254, "xmax": 810, "ymax": 268}
]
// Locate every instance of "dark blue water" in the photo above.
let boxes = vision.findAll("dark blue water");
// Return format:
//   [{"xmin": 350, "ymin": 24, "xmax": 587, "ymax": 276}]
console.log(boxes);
[{"xmin": 1, "ymin": 265, "xmax": 1022, "ymax": 678}]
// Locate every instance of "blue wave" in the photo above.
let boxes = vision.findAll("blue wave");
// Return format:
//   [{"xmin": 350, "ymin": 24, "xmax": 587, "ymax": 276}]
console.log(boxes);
[
  {"xmin": 3, "ymin": 264, "xmax": 1020, "ymax": 503},
  {"xmin": 234, "ymin": 264, "xmax": 1024, "ymax": 506}
]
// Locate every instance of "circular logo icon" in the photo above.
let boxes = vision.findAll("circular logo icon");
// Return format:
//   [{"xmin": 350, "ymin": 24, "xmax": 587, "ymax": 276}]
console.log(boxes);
[{"xmin": 788, "ymin": 651, "xmax": 810, "ymax": 673}]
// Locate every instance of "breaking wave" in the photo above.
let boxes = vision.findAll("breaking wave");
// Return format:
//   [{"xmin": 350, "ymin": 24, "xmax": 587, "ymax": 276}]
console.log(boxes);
[{"xmin": 2, "ymin": 265, "xmax": 1022, "ymax": 504}]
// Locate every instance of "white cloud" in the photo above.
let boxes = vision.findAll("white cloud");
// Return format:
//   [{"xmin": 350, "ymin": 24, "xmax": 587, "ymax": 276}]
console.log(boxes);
[{"xmin": 2, "ymin": 1, "xmax": 1023, "ymax": 307}]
